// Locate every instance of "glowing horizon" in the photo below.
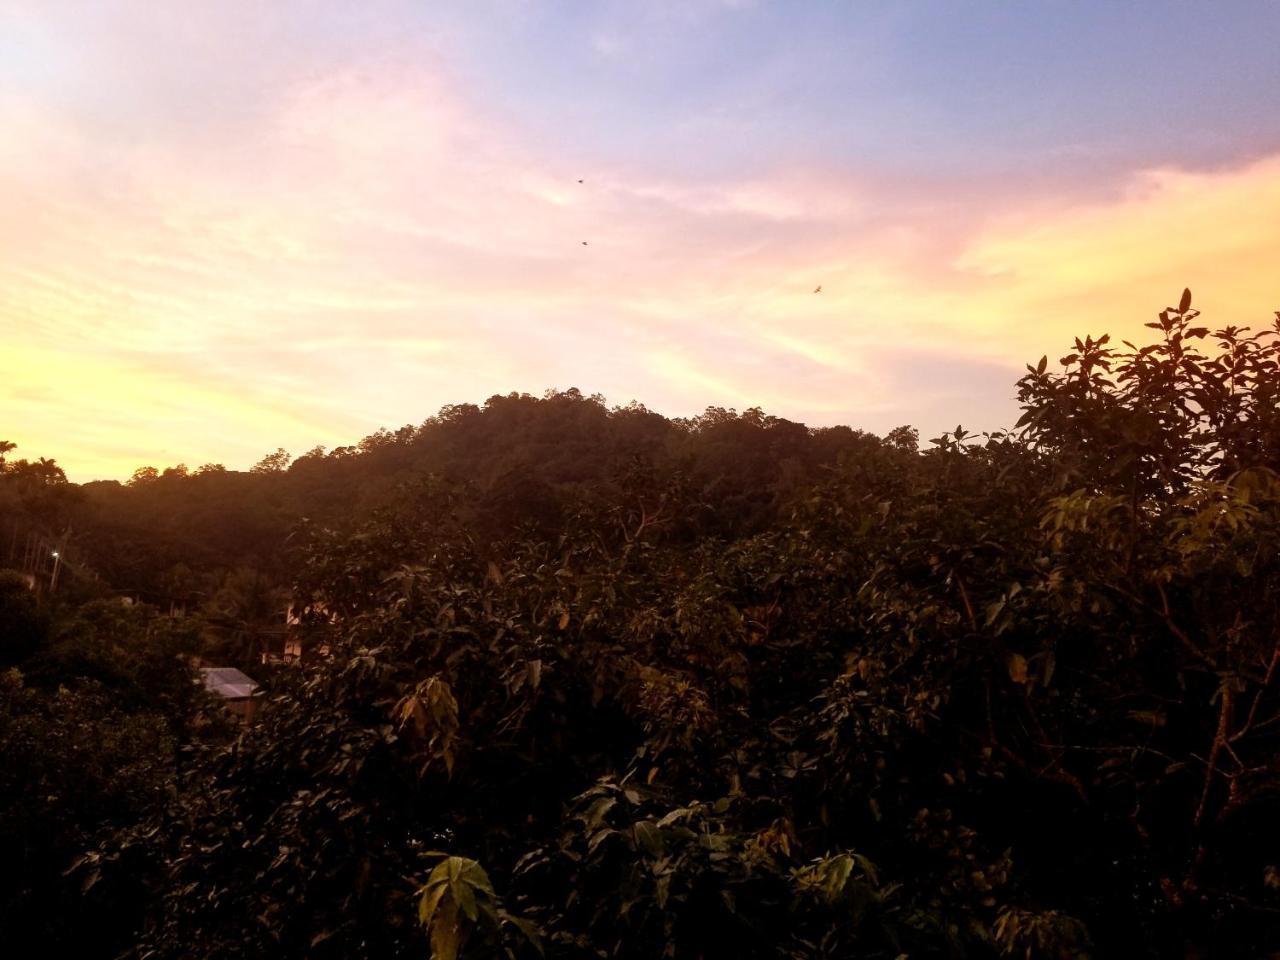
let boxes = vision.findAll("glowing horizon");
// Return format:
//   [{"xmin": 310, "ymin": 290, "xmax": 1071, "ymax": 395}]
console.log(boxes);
[{"xmin": 3, "ymin": 1, "xmax": 1279, "ymax": 481}]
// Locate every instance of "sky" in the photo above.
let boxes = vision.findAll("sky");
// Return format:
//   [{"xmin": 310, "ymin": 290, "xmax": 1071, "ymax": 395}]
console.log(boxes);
[{"xmin": 2, "ymin": 1, "xmax": 1280, "ymax": 481}]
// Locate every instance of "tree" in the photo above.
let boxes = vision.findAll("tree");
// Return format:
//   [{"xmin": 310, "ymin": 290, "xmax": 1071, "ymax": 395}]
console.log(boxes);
[
  {"xmin": 129, "ymin": 466, "xmax": 159, "ymax": 486},
  {"xmin": 251, "ymin": 448, "xmax": 292, "ymax": 473},
  {"xmin": 3, "ymin": 457, "xmax": 67, "ymax": 486},
  {"xmin": 0, "ymin": 571, "xmax": 46, "ymax": 666},
  {"xmin": 0, "ymin": 599, "xmax": 202, "ymax": 957}
]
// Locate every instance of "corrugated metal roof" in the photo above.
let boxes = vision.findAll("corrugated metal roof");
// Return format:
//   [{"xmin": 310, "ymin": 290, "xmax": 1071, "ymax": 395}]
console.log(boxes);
[{"xmin": 200, "ymin": 666, "xmax": 259, "ymax": 700}]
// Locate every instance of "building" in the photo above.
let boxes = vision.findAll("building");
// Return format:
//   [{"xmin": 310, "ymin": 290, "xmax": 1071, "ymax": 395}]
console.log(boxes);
[
  {"xmin": 270, "ymin": 602, "xmax": 337, "ymax": 664},
  {"xmin": 199, "ymin": 666, "xmax": 260, "ymax": 724}
]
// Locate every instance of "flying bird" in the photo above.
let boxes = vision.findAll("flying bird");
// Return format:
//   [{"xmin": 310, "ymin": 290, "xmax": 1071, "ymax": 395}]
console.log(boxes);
[
  {"xmin": 577, "ymin": 179, "xmax": 584, "ymax": 183},
  {"xmin": 814, "ymin": 285, "xmax": 822, "ymax": 293},
  {"xmin": 582, "ymin": 241, "xmax": 588, "ymax": 245}
]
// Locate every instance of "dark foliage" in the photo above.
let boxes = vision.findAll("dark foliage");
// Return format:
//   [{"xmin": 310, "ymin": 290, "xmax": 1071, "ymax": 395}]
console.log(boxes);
[{"xmin": 4, "ymin": 292, "xmax": 1280, "ymax": 958}]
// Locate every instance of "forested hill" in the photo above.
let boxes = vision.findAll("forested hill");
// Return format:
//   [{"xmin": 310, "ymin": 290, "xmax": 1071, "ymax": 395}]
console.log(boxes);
[
  {"xmin": 4, "ymin": 293, "xmax": 1280, "ymax": 958},
  {"xmin": 9, "ymin": 390, "xmax": 910, "ymax": 606}
]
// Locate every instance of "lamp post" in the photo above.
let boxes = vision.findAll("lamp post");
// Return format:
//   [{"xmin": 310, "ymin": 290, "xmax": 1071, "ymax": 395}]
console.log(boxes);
[{"xmin": 50, "ymin": 550, "xmax": 62, "ymax": 594}]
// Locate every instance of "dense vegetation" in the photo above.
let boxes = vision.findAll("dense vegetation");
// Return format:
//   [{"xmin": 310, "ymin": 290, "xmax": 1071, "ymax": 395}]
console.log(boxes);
[{"xmin": 3, "ymin": 291, "xmax": 1280, "ymax": 957}]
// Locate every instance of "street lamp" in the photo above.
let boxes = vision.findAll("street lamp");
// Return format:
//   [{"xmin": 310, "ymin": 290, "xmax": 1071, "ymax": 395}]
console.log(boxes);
[{"xmin": 50, "ymin": 550, "xmax": 62, "ymax": 594}]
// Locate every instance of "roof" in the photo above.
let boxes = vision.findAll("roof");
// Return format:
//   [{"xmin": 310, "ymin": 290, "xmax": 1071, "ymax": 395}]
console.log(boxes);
[{"xmin": 200, "ymin": 666, "xmax": 259, "ymax": 700}]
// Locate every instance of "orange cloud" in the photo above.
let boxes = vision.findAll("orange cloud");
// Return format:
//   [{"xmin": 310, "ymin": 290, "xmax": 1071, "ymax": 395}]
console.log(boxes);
[{"xmin": 951, "ymin": 155, "xmax": 1280, "ymax": 349}]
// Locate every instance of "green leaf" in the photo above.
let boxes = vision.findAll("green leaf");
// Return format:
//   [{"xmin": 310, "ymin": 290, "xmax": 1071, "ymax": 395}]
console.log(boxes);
[
  {"xmin": 419, "ymin": 883, "xmax": 449, "ymax": 928},
  {"xmin": 452, "ymin": 875, "xmax": 479, "ymax": 921},
  {"xmin": 458, "ymin": 859, "xmax": 496, "ymax": 898},
  {"xmin": 430, "ymin": 897, "xmax": 461, "ymax": 960},
  {"xmin": 824, "ymin": 854, "xmax": 854, "ymax": 902},
  {"xmin": 501, "ymin": 912, "xmax": 545, "ymax": 956},
  {"xmin": 633, "ymin": 820, "xmax": 664, "ymax": 857}
]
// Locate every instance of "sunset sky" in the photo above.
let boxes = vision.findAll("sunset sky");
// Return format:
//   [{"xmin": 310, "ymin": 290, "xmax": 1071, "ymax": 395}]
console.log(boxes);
[{"xmin": 3, "ymin": 1, "xmax": 1280, "ymax": 481}]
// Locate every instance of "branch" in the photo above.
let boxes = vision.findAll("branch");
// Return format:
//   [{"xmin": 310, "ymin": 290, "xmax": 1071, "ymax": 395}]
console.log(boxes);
[{"xmin": 1229, "ymin": 639, "xmax": 1280, "ymax": 744}]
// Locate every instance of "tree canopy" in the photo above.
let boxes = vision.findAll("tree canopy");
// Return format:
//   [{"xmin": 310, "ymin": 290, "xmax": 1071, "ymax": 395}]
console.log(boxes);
[{"xmin": 4, "ymin": 291, "xmax": 1280, "ymax": 958}]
